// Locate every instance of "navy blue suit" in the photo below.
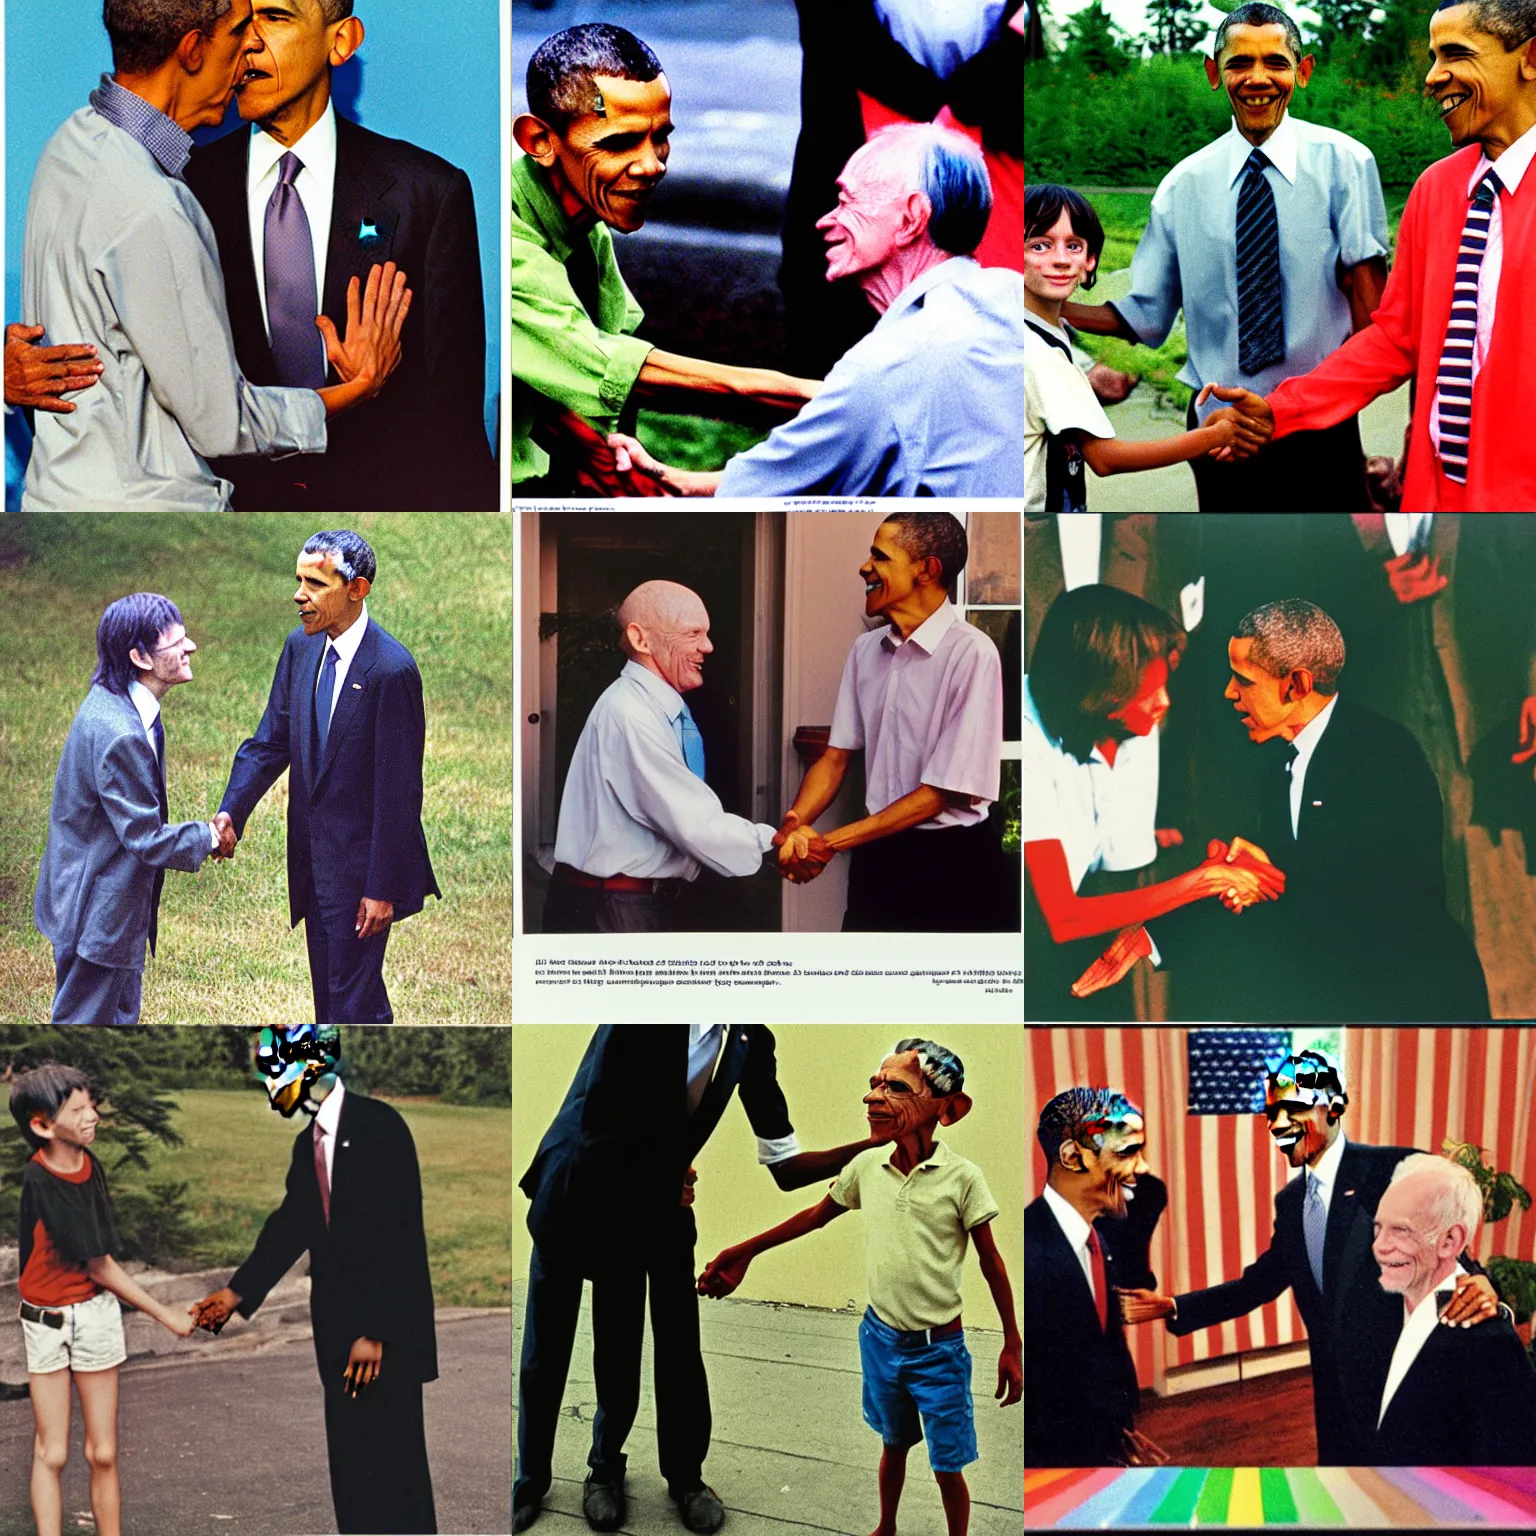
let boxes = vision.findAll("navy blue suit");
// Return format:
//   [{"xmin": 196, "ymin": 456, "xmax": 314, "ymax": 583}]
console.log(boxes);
[{"xmin": 219, "ymin": 616, "xmax": 439, "ymax": 1022}]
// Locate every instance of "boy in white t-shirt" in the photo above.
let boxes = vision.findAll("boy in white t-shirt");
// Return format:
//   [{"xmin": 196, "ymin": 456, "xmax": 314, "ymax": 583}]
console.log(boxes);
[{"xmin": 1025, "ymin": 185, "xmax": 1266, "ymax": 510}]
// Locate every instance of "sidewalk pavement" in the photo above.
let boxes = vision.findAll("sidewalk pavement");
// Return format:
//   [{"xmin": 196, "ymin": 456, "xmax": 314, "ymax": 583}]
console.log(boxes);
[{"xmin": 511, "ymin": 1280, "xmax": 1024, "ymax": 1536}]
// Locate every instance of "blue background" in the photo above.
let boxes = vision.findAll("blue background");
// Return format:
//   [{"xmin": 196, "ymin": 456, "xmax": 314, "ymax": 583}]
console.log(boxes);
[{"xmin": 5, "ymin": 0, "xmax": 502, "ymax": 506}]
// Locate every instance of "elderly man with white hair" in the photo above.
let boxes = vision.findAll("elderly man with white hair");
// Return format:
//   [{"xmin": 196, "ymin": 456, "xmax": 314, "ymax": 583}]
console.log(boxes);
[
  {"xmin": 544, "ymin": 580, "xmax": 781, "ymax": 933},
  {"xmin": 1362, "ymin": 1153, "xmax": 1536, "ymax": 1466},
  {"xmin": 610, "ymin": 123, "xmax": 1024, "ymax": 496}
]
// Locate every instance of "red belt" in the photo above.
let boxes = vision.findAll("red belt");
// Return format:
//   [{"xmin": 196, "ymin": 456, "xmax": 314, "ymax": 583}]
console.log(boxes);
[
  {"xmin": 890, "ymin": 1315, "xmax": 964, "ymax": 1345},
  {"xmin": 553, "ymin": 862, "xmax": 672, "ymax": 895}
]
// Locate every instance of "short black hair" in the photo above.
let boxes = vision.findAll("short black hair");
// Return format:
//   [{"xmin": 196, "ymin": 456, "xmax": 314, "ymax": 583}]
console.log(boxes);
[
  {"xmin": 1030, "ymin": 585, "xmax": 1185, "ymax": 763},
  {"xmin": 302, "ymin": 529, "xmax": 376, "ymax": 585},
  {"xmin": 1025, "ymin": 184, "xmax": 1104, "ymax": 291},
  {"xmin": 1436, "ymin": 0, "xmax": 1536, "ymax": 48},
  {"xmin": 103, "ymin": 0, "xmax": 234, "ymax": 75},
  {"xmin": 1213, "ymin": 3, "xmax": 1306, "ymax": 63},
  {"xmin": 1037, "ymin": 1087, "xmax": 1141, "ymax": 1169},
  {"xmin": 881, "ymin": 513, "xmax": 968, "ymax": 593},
  {"xmin": 10, "ymin": 1063, "xmax": 94, "ymax": 1152},
  {"xmin": 526, "ymin": 24, "xmax": 664, "ymax": 134},
  {"xmin": 317, "ymin": 0, "xmax": 355, "ymax": 20},
  {"xmin": 91, "ymin": 592, "xmax": 184, "ymax": 697}
]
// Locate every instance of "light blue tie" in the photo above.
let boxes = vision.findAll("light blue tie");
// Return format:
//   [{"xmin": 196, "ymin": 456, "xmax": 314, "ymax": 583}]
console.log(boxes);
[
  {"xmin": 674, "ymin": 701, "xmax": 706, "ymax": 780},
  {"xmin": 1303, "ymin": 1173, "xmax": 1327, "ymax": 1293},
  {"xmin": 315, "ymin": 646, "xmax": 340, "ymax": 759}
]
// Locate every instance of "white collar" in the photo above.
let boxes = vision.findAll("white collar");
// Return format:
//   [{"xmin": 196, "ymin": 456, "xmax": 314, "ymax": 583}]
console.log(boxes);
[
  {"xmin": 622, "ymin": 657, "xmax": 687, "ymax": 722},
  {"xmin": 127, "ymin": 678, "xmax": 161, "ymax": 733},
  {"xmin": 1302, "ymin": 1128, "xmax": 1347, "ymax": 1194},
  {"xmin": 250, "ymin": 100, "xmax": 338, "ymax": 192},
  {"xmin": 1042, "ymin": 1181, "xmax": 1095, "ymax": 1254},
  {"xmin": 1289, "ymin": 692, "xmax": 1338, "ymax": 774},
  {"xmin": 322, "ymin": 603, "xmax": 369, "ymax": 667},
  {"xmin": 1470, "ymin": 116, "xmax": 1536, "ymax": 197},
  {"xmin": 883, "ymin": 599, "xmax": 959, "ymax": 656},
  {"xmin": 1226, "ymin": 111, "xmax": 1299, "ymax": 187},
  {"xmin": 880, "ymin": 255, "xmax": 976, "ymax": 326},
  {"xmin": 313, "ymin": 1077, "xmax": 346, "ymax": 1136},
  {"xmin": 1407, "ymin": 1260, "xmax": 1467, "ymax": 1322}
]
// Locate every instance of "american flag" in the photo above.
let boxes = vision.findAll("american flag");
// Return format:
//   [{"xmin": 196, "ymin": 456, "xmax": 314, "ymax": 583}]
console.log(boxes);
[{"xmin": 1187, "ymin": 1029, "xmax": 1292, "ymax": 1115}]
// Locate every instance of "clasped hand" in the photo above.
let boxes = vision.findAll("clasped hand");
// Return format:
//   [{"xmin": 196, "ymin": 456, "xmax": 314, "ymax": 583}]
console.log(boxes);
[
  {"xmin": 771, "ymin": 812, "xmax": 835, "ymax": 884},
  {"xmin": 210, "ymin": 811, "xmax": 238, "ymax": 861},
  {"xmin": 1201, "ymin": 836, "xmax": 1285, "ymax": 911},
  {"xmin": 1196, "ymin": 383, "xmax": 1275, "ymax": 462},
  {"xmin": 697, "ymin": 1248, "xmax": 750, "ymax": 1299}
]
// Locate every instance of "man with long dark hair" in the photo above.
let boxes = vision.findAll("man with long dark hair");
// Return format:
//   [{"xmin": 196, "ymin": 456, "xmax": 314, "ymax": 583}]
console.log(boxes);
[{"xmin": 33, "ymin": 593, "xmax": 232, "ymax": 1023}]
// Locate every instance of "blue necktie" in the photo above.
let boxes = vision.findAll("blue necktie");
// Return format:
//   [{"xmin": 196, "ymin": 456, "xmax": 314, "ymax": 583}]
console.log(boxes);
[
  {"xmin": 1303, "ymin": 1173, "xmax": 1327, "ymax": 1293},
  {"xmin": 1436, "ymin": 168, "xmax": 1501, "ymax": 485},
  {"xmin": 675, "ymin": 701, "xmax": 706, "ymax": 780},
  {"xmin": 1236, "ymin": 147, "xmax": 1285, "ymax": 375},
  {"xmin": 265, "ymin": 151, "xmax": 326, "ymax": 388},
  {"xmin": 315, "ymin": 647, "xmax": 340, "ymax": 759}
]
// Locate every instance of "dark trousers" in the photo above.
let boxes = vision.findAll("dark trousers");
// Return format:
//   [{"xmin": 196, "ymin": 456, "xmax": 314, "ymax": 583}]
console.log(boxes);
[
  {"xmin": 322, "ymin": 1374, "xmax": 436, "ymax": 1534},
  {"xmin": 304, "ymin": 887, "xmax": 392, "ymax": 1023},
  {"xmin": 541, "ymin": 869, "xmax": 681, "ymax": 933},
  {"xmin": 844, "ymin": 822, "xmax": 1016, "ymax": 932},
  {"xmin": 51, "ymin": 948, "xmax": 142, "ymax": 1025},
  {"xmin": 1187, "ymin": 400, "xmax": 1371, "ymax": 511},
  {"xmin": 515, "ymin": 1227, "xmax": 711, "ymax": 1508}
]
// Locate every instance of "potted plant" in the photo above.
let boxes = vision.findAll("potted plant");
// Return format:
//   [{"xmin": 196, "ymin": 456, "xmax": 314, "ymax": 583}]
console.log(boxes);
[{"xmin": 1442, "ymin": 1137, "xmax": 1536, "ymax": 1362}]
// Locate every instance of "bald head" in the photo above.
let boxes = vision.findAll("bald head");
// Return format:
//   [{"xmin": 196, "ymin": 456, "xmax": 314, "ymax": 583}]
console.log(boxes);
[
  {"xmin": 618, "ymin": 580, "xmax": 713, "ymax": 694},
  {"xmin": 841, "ymin": 124, "xmax": 992, "ymax": 256}
]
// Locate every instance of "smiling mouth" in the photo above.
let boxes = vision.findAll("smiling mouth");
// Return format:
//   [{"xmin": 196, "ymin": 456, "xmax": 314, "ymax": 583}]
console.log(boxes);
[
  {"xmin": 1273, "ymin": 1131, "xmax": 1301, "ymax": 1149},
  {"xmin": 1239, "ymin": 94, "xmax": 1280, "ymax": 108},
  {"xmin": 1438, "ymin": 92, "xmax": 1470, "ymax": 117}
]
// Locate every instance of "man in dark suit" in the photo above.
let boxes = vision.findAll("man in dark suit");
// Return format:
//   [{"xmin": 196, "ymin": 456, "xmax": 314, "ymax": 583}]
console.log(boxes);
[
  {"xmin": 515, "ymin": 1025, "xmax": 887, "ymax": 1534},
  {"xmin": 1118, "ymin": 1051, "xmax": 1502, "ymax": 1465},
  {"xmin": 1357, "ymin": 1152, "xmax": 1536, "ymax": 1466},
  {"xmin": 185, "ymin": 0, "xmax": 497, "ymax": 510},
  {"xmin": 215, "ymin": 529, "xmax": 439, "ymax": 1023},
  {"xmin": 194, "ymin": 1026, "xmax": 437, "ymax": 1534},
  {"xmin": 1025, "ymin": 1086, "xmax": 1162, "ymax": 1468}
]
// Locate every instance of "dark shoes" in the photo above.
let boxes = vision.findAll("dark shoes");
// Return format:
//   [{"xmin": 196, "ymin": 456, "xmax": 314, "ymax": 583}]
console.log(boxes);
[
  {"xmin": 511, "ymin": 1499, "xmax": 541, "ymax": 1533},
  {"xmin": 672, "ymin": 1484, "xmax": 726, "ymax": 1533},
  {"xmin": 583, "ymin": 1476, "xmax": 628, "ymax": 1532}
]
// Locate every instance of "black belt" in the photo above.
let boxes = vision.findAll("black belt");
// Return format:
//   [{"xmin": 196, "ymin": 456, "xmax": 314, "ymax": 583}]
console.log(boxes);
[{"xmin": 20, "ymin": 1302, "xmax": 65, "ymax": 1329}]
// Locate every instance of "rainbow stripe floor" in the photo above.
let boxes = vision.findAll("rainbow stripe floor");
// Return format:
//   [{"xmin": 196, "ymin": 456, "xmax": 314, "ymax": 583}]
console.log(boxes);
[{"xmin": 1026, "ymin": 1466, "xmax": 1536, "ymax": 1527}]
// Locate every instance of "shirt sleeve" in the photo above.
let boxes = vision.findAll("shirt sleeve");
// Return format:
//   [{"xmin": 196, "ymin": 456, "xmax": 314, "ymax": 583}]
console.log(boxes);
[
  {"xmin": 35, "ymin": 1159, "xmax": 120, "ymax": 1265},
  {"xmin": 830, "ymin": 1152, "xmax": 866, "ymax": 1209},
  {"xmin": 604, "ymin": 707, "xmax": 775, "ymax": 877},
  {"xmin": 1109, "ymin": 180, "xmax": 1184, "ymax": 348},
  {"xmin": 828, "ymin": 643, "xmax": 865, "ymax": 752},
  {"xmin": 1027, "ymin": 339, "xmax": 1115, "ymax": 440},
  {"xmin": 511, "ymin": 226, "xmax": 654, "ymax": 425},
  {"xmin": 960, "ymin": 1164, "xmax": 1002, "ymax": 1231},
  {"xmin": 918, "ymin": 633, "xmax": 1004, "ymax": 802},
  {"xmin": 1021, "ymin": 719, "xmax": 1064, "ymax": 845},
  {"xmin": 1334, "ymin": 143, "xmax": 1390, "ymax": 270}
]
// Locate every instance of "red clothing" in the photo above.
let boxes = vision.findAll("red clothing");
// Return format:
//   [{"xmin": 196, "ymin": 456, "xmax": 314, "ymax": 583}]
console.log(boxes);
[
  {"xmin": 19, "ymin": 1153, "xmax": 100, "ymax": 1308},
  {"xmin": 1267, "ymin": 144, "xmax": 1536, "ymax": 511}
]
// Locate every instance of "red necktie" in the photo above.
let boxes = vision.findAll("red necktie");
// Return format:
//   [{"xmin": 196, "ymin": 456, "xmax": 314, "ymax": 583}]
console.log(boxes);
[
  {"xmin": 1086, "ymin": 1230, "xmax": 1108, "ymax": 1331},
  {"xmin": 313, "ymin": 1120, "xmax": 331, "ymax": 1227}
]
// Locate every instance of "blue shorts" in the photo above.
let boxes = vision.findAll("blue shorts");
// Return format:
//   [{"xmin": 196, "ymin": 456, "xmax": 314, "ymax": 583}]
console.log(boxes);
[{"xmin": 858, "ymin": 1307, "xmax": 978, "ymax": 1473}]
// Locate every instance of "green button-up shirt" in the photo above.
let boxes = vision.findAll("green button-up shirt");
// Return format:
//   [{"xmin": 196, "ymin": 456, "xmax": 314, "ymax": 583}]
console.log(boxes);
[{"xmin": 511, "ymin": 154, "xmax": 654, "ymax": 485}]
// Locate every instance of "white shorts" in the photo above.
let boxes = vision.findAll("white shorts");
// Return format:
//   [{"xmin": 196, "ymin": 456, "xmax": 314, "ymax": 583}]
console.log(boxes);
[{"xmin": 20, "ymin": 1289, "xmax": 126, "ymax": 1375}]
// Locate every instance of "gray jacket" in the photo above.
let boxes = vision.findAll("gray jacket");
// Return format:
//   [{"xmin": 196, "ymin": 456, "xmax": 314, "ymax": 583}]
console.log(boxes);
[{"xmin": 34, "ymin": 685, "xmax": 212, "ymax": 969}]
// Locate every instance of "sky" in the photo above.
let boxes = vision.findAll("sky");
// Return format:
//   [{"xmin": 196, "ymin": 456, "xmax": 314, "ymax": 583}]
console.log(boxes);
[{"xmin": 1041, "ymin": 0, "xmax": 1326, "ymax": 48}]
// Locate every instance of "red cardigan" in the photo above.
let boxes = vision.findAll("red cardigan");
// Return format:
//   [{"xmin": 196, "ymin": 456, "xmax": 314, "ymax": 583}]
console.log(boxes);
[{"xmin": 1268, "ymin": 143, "xmax": 1536, "ymax": 511}]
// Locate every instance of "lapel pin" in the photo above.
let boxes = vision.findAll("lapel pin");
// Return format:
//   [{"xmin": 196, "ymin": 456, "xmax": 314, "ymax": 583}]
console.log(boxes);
[
  {"xmin": 1312, "ymin": 800, "xmax": 1323, "ymax": 807},
  {"xmin": 1344, "ymin": 1189, "xmax": 1355, "ymax": 1197},
  {"xmin": 351, "ymin": 682, "xmax": 362, "ymax": 690},
  {"xmin": 341, "ymin": 1140, "xmax": 350, "ymax": 1149},
  {"xmin": 359, "ymin": 220, "xmax": 379, "ymax": 240}
]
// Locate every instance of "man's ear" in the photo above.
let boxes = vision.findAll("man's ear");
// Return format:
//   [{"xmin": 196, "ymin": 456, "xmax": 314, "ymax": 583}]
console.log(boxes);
[
  {"xmin": 329, "ymin": 16, "xmax": 365, "ymax": 69},
  {"xmin": 346, "ymin": 576, "xmax": 371, "ymax": 602},
  {"xmin": 1523, "ymin": 38, "xmax": 1536, "ymax": 82},
  {"xmin": 1295, "ymin": 52, "xmax": 1315, "ymax": 89},
  {"xmin": 624, "ymin": 621, "xmax": 651, "ymax": 659},
  {"xmin": 938, "ymin": 1091, "xmax": 973, "ymax": 1126},
  {"xmin": 514, "ymin": 112, "xmax": 561, "ymax": 165},
  {"xmin": 900, "ymin": 191, "xmax": 933, "ymax": 248},
  {"xmin": 1057, "ymin": 1138, "xmax": 1085, "ymax": 1173},
  {"xmin": 177, "ymin": 27, "xmax": 210, "ymax": 74},
  {"xmin": 128, "ymin": 646, "xmax": 152, "ymax": 673},
  {"xmin": 1204, "ymin": 55, "xmax": 1221, "ymax": 91},
  {"xmin": 31, "ymin": 1114, "xmax": 55, "ymax": 1144},
  {"xmin": 1284, "ymin": 668, "xmax": 1316, "ymax": 702}
]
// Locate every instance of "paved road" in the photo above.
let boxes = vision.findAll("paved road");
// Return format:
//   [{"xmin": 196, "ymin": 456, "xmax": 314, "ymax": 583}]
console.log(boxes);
[{"xmin": 0, "ymin": 1311, "xmax": 511, "ymax": 1536}]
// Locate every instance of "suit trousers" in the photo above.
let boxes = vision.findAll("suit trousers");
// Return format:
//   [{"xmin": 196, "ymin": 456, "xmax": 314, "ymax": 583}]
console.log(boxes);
[
  {"xmin": 322, "ymin": 1373, "xmax": 436, "ymax": 1534},
  {"xmin": 304, "ymin": 886, "xmax": 392, "ymax": 1023},
  {"xmin": 540, "ymin": 871, "xmax": 681, "ymax": 934},
  {"xmin": 1186, "ymin": 400, "xmax": 1371, "ymax": 511},
  {"xmin": 51, "ymin": 948, "xmax": 142, "ymax": 1025}
]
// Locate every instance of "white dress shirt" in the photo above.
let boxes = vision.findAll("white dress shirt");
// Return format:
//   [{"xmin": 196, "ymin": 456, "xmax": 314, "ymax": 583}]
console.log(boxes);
[
  {"xmin": 1384, "ymin": 513, "xmax": 1433, "ymax": 558},
  {"xmin": 128, "ymin": 678, "xmax": 219, "ymax": 849},
  {"xmin": 312, "ymin": 1076, "xmax": 346, "ymax": 1186},
  {"xmin": 246, "ymin": 105, "xmax": 337, "ymax": 346},
  {"xmin": 1430, "ymin": 119, "xmax": 1536, "ymax": 462},
  {"xmin": 1056, "ymin": 513, "xmax": 1104, "ymax": 593},
  {"xmin": 554, "ymin": 661, "xmax": 777, "ymax": 880},
  {"xmin": 1042, "ymin": 1181, "xmax": 1098, "ymax": 1302},
  {"xmin": 315, "ymin": 604, "xmax": 370, "ymax": 729},
  {"xmin": 1379, "ymin": 1261, "xmax": 1465, "ymax": 1424},
  {"xmin": 1295, "ymin": 1129, "xmax": 1347, "ymax": 1227},
  {"xmin": 1288, "ymin": 693, "xmax": 1339, "ymax": 839},
  {"xmin": 829, "ymin": 601, "xmax": 1002, "ymax": 827}
]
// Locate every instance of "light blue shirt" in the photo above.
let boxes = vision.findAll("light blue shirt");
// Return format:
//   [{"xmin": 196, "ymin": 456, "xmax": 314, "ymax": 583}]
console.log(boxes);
[
  {"xmin": 1113, "ymin": 112, "xmax": 1388, "ymax": 423},
  {"xmin": 717, "ymin": 257, "xmax": 1024, "ymax": 496}
]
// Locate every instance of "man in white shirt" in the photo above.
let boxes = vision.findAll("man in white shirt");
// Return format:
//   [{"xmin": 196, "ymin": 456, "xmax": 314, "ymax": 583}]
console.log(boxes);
[
  {"xmin": 1365, "ymin": 1153, "xmax": 1536, "ymax": 1466},
  {"xmin": 545, "ymin": 581, "xmax": 779, "ymax": 933},
  {"xmin": 34, "ymin": 594, "xmax": 233, "ymax": 1024}
]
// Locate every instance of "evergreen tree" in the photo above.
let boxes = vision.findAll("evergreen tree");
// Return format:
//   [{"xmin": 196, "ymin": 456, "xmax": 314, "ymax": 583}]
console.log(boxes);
[
  {"xmin": 1143, "ymin": 0, "xmax": 1211, "ymax": 54},
  {"xmin": 1065, "ymin": 0, "xmax": 1136, "ymax": 73}
]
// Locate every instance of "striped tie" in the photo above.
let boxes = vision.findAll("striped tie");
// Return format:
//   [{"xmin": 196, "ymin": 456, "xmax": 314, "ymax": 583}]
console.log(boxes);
[
  {"xmin": 1236, "ymin": 147, "xmax": 1285, "ymax": 375},
  {"xmin": 1436, "ymin": 168, "xmax": 1501, "ymax": 485}
]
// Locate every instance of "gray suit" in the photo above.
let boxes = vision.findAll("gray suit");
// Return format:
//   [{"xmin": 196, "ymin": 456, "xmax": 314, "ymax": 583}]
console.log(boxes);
[{"xmin": 34, "ymin": 684, "xmax": 213, "ymax": 1022}]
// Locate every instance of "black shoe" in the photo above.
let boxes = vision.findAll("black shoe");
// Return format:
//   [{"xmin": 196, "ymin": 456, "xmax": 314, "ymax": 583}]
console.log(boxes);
[
  {"xmin": 583, "ymin": 1476, "xmax": 627, "ymax": 1532},
  {"xmin": 672, "ymin": 1484, "xmax": 725, "ymax": 1533},
  {"xmin": 511, "ymin": 1499, "xmax": 542, "ymax": 1533}
]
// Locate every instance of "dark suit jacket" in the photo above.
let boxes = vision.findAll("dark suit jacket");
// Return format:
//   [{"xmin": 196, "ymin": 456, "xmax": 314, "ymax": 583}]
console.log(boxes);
[
  {"xmin": 230, "ymin": 1090, "xmax": 437, "ymax": 1384},
  {"xmin": 218, "ymin": 618, "xmax": 440, "ymax": 927},
  {"xmin": 1095, "ymin": 1171, "xmax": 1166, "ymax": 1293},
  {"xmin": 1360, "ymin": 1307, "xmax": 1536, "ymax": 1466},
  {"xmin": 1025, "ymin": 1194, "xmax": 1139, "ymax": 1467},
  {"xmin": 186, "ymin": 115, "xmax": 497, "ymax": 511},
  {"xmin": 1249, "ymin": 696, "xmax": 1488, "ymax": 1021},
  {"xmin": 519, "ymin": 1026, "xmax": 794, "ymax": 1277}
]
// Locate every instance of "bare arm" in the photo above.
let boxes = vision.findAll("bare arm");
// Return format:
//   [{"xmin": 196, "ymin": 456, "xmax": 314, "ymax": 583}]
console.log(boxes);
[
  {"xmin": 1340, "ymin": 256, "xmax": 1389, "ymax": 335},
  {"xmin": 1075, "ymin": 422, "xmax": 1231, "ymax": 477},
  {"xmin": 782, "ymin": 748, "xmax": 852, "ymax": 833},
  {"xmin": 698, "ymin": 1194, "xmax": 848, "ymax": 1297},
  {"xmin": 1060, "ymin": 300, "xmax": 1143, "ymax": 343},
  {"xmin": 634, "ymin": 348, "xmax": 821, "ymax": 425},
  {"xmin": 822, "ymin": 783, "xmax": 968, "ymax": 853},
  {"xmin": 971, "ymin": 1220, "xmax": 1022, "ymax": 1406},
  {"xmin": 87, "ymin": 1254, "xmax": 195, "ymax": 1336},
  {"xmin": 770, "ymin": 1137, "xmax": 882, "ymax": 1190}
]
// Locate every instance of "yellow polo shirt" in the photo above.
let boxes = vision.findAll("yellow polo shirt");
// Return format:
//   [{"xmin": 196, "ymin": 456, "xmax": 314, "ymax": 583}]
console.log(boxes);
[{"xmin": 830, "ymin": 1138, "xmax": 999, "ymax": 1333}]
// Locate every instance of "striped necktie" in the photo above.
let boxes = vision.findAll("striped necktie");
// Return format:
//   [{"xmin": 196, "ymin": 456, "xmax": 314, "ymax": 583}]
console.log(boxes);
[
  {"xmin": 1436, "ymin": 167, "xmax": 1501, "ymax": 485},
  {"xmin": 1236, "ymin": 147, "xmax": 1285, "ymax": 375}
]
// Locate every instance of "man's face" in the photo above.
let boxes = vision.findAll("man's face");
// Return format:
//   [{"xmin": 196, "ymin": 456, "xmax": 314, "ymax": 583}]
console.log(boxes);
[
  {"xmin": 37, "ymin": 1087, "xmax": 100, "ymax": 1151},
  {"xmin": 858, "ymin": 523, "xmax": 928, "ymax": 619},
  {"xmin": 1025, "ymin": 208, "xmax": 1096, "ymax": 304},
  {"xmin": 294, "ymin": 551, "xmax": 358, "ymax": 636},
  {"xmin": 817, "ymin": 146, "xmax": 911, "ymax": 283},
  {"xmin": 1264, "ymin": 1093, "xmax": 1334, "ymax": 1168},
  {"xmin": 188, "ymin": 0, "xmax": 262, "ymax": 127},
  {"xmin": 1425, "ymin": 6, "xmax": 1533, "ymax": 149},
  {"xmin": 1209, "ymin": 23, "xmax": 1310, "ymax": 140},
  {"xmin": 1107, "ymin": 657, "xmax": 1173, "ymax": 739},
  {"xmin": 863, "ymin": 1051, "xmax": 944, "ymax": 1140},
  {"xmin": 641, "ymin": 598, "xmax": 713, "ymax": 694},
  {"xmin": 543, "ymin": 74, "xmax": 673, "ymax": 233},
  {"xmin": 1077, "ymin": 1114, "xmax": 1151, "ymax": 1221},
  {"xmin": 236, "ymin": 0, "xmax": 341, "ymax": 124},
  {"xmin": 1224, "ymin": 636, "xmax": 1305, "ymax": 742},
  {"xmin": 1373, "ymin": 1178, "xmax": 1457, "ymax": 1302},
  {"xmin": 132, "ymin": 622, "xmax": 198, "ymax": 689}
]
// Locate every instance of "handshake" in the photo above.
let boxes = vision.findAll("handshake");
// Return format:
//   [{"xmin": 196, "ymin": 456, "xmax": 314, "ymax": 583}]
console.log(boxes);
[
  {"xmin": 769, "ymin": 811, "xmax": 836, "ymax": 884},
  {"xmin": 190, "ymin": 1286, "xmax": 242, "ymax": 1333},
  {"xmin": 208, "ymin": 811, "xmax": 239, "ymax": 862},
  {"xmin": 1195, "ymin": 383, "xmax": 1276, "ymax": 463}
]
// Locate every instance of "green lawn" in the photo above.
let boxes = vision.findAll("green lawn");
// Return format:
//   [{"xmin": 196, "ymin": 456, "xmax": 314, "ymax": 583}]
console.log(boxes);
[
  {"xmin": 634, "ymin": 410, "xmax": 770, "ymax": 473},
  {"xmin": 0, "ymin": 514, "xmax": 511, "ymax": 1024},
  {"xmin": 107, "ymin": 1089, "xmax": 512, "ymax": 1309}
]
